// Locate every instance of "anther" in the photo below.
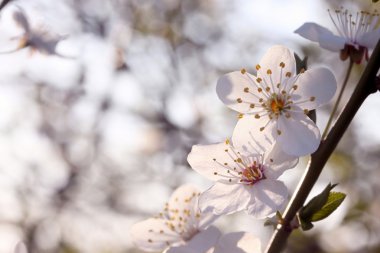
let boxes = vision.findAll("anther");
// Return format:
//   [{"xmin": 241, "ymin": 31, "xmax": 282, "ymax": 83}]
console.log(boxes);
[
  {"xmin": 237, "ymin": 98, "xmax": 243, "ymax": 103},
  {"xmin": 258, "ymin": 88, "xmax": 263, "ymax": 92},
  {"xmin": 250, "ymin": 104, "xmax": 255, "ymax": 108},
  {"xmin": 285, "ymin": 72, "xmax": 292, "ymax": 77},
  {"xmin": 267, "ymin": 69, "xmax": 272, "ymax": 75},
  {"xmin": 310, "ymin": 96, "xmax": 316, "ymax": 101},
  {"xmin": 265, "ymin": 87, "xmax": 270, "ymax": 92},
  {"xmin": 292, "ymin": 85, "xmax": 298, "ymax": 90},
  {"xmin": 241, "ymin": 68, "xmax": 247, "ymax": 74},
  {"xmin": 255, "ymin": 114, "xmax": 260, "ymax": 119},
  {"xmin": 277, "ymin": 130, "xmax": 282, "ymax": 135},
  {"xmin": 260, "ymin": 127, "xmax": 265, "ymax": 131},
  {"xmin": 256, "ymin": 64, "xmax": 261, "ymax": 70},
  {"xmin": 279, "ymin": 62, "xmax": 285, "ymax": 68},
  {"xmin": 238, "ymin": 113, "xmax": 244, "ymax": 119},
  {"xmin": 304, "ymin": 109, "xmax": 309, "ymax": 114},
  {"xmin": 244, "ymin": 87, "xmax": 249, "ymax": 92},
  {"xmin": 256, "ymin": 78, "xmax": 262, "ymax": 83}
]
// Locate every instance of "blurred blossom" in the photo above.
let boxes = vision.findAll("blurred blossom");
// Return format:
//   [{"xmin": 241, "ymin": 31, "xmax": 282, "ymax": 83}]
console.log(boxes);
[
  {"xmin": 295, "ymin": 8, "xmax": 380, "ymax": 63},
  {"xmin": 130, "ymin": 185, "xmax": 220, "ymax": 253}
]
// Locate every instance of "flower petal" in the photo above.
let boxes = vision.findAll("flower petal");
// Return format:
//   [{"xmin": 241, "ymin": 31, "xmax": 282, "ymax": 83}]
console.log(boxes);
[
  {"xmin": 295, "ymin": 22, "xmax": 345, "ymax": 51},
  {"xmin": 277, "ymin": 112, "xmax": 320, "ymax": 156},
  {"xmin": 358, "ymin": 28, "xmax": 380, "ymax": 49},
  {"xmin": 188, "ymin": 142, "xmax": 258, "ymax": 184},
  {"xmin": 263, "ymin": 143, "xmax": 298, "ymax": 180},
  {"xmin": 293, "ymin": 67, "xmax": 337, "ymax": 110},
  {"xmin": 257, "ymin": 45, "xmax": 296, "ymax": 86},
  {"xmin": 232, "ymin": 115, "xmax": 276, "ymax": 153},
  {"xmin": 247, "ymin": 180, "xmax": 288, "ymax": 219},
  {"xmin": 216, "ymin": 71, "xmax": 262, "ymax": 113},
  {"xmin": 213, "ymin": 232, "xmax": 262, "ymax": 253},
  {"xmin": 130, "ymin": 218, "xmax": 181, "ymax": 252},
  {"xmin": 167, "ymin": 226, "xmax": 221, "ymax": 253},
  {"xmin": 199, "ymin": 183, "xmax": 251, "ymax": 216},
  {"xmin": 167, "ymin": 184, "xmax": 200, "ymax": 218}
]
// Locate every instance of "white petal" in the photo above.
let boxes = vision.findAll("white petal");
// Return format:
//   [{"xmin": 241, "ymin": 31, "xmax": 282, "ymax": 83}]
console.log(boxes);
[
  {"xmin": 294, "ymin": 67, "xmax": 337, "ymax": 110},
  {"xmin": 130, "ymin": 218, "xmax": 181, "ymax": 252},
  {"xmin": 188, "ymin": 142, "xmax": 257, "ymax": 184},
  {"xmin": 232, "ymin": 115, "xmax": 276, "ymax": 153},
  {"xmin": 14, "ymin": 242, "xmax": 28, "ymax": 253},
  {"xmin": 277, "ymin": 112, "xmax": 320, "ymax": 156},
  {"xmin": 167, "ymin": 184, "xmax": 200, "ymax": 218},
  {"xmin": 358, "ymin": 28, "xmax": 380, "ymax": 49},
  {"xmin": 199, "ymin": 183, "xmax": 251, "ymax": 216},
  {"xmin": 318, "ymin": 32, "xmax": 347, "ymax": 51},
  {"xmin": 257, "ymin": 45, "xmax": 296, "ymax": 86},
  {"xmin": 213, "ymin": 232, "xmax": 262, "ymax": 253},
  {"xmin": 216, "ymin": 71, "xmax": 262, "ymax": 113},
  {"xmin": 247, "ymin": 180, "xmax": 288, "ymax": 219},
  {"xmin": 263, "ymin": 143, "xmax": 298, "ymax": 180},
  {"xmin": 168, "ymin": 226, "xmax": 221, "ymax": 253},
  {"xmin": 295, "ymin": 23, "xmax": 345, "ymax": 51},
  {"xmin": 295, "ymin": 22, "xmax": 333, "ymax": 42}
]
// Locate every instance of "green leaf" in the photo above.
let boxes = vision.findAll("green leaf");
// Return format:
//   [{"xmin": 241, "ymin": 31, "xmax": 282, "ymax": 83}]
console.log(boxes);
[
  {"xmin": 311, "ymin": 192, "xmax": 346, "ymax": 221},
  {"xmin": 299, "ymin": 183, "xmax": 337, "ymax": 221}
]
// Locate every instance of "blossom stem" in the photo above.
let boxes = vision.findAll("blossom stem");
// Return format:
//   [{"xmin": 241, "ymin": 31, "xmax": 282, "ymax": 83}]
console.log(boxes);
[
  {"xmin": 264, "ymin": 40, "xmax": 380, "ymax": 253},
  {"xmin": 322, "ymin": 58, "xmax": 354, "ymax": 140}
]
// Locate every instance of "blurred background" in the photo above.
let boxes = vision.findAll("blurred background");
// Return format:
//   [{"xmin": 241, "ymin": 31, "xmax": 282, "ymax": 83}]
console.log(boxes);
[{"xmin": 0, "ymin": 0, "xmax": 379, "ymax": 252}]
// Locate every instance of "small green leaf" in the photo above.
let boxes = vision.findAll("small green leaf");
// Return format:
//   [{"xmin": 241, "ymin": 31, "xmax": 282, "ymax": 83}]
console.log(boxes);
[
  {"xmin": 311, "ymin": 192, "xmax": 346, "ymax": 222},
  {"xmin": 299, "ymin": 183, "xmax": 337, "ymax": 221}
]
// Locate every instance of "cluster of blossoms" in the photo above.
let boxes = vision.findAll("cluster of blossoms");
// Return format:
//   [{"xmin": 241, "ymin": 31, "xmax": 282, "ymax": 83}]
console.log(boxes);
[
  {"xmin": 131, "ymin": 44, "xmax": 337, "ymax": 253},
  {"xmin": 131, "ymin": 5, "xmax": 379, "ymax": 253}
]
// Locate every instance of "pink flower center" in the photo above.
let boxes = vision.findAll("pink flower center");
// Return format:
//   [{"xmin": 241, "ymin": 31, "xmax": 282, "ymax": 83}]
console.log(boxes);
[{"xmin": 241, "ymin": 164, "xmax": 265, "ymax": 185}]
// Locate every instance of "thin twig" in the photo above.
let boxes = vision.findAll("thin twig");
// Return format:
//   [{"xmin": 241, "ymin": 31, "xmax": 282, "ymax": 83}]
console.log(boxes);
[
  {"xmin": 322, "ymin": 59, "xmax": 354, "ymax": 139},
  {"xmin": 265, "ymin": 40, "xmax": 380, "ymax": 253}
]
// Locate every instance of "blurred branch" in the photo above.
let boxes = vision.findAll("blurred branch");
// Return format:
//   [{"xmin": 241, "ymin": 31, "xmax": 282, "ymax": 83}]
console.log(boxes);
[
  {"xmin": 0, "ymin": 0, "xmax": 13, "ymax": 11},
  {"xmin": 265, "ymin": 40, "xmax": 380, "ymax": 253}
]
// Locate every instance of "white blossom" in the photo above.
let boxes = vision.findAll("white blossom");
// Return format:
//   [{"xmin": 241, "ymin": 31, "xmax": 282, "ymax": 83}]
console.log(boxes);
[
  {"xmin": 295, "ymin": 8, "xmax": 380, "ymax": 62},
  {"xmin": 216, "ymin": 45, "xmax": 336, "ymax": 156},
  {"xmin": 130, "ymin": 184, "xmax": 220, "ymax": 253},
  {"xmin": 188, "ymin": 138, "xmax": 298, "ymax": 218}
]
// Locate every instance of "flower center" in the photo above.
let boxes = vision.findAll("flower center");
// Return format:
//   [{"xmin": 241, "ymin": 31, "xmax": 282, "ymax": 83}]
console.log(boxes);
[
  {"xmin": 241, "ymin": 164, "xmax": 265, "ymax": 185},
  {"xmin": 270, "ymin": 97, "xmax": 285, "ymax": 114}
]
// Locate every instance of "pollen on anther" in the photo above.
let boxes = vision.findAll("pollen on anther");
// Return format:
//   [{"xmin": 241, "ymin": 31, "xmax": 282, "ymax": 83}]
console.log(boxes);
[
  {"xmin": 258, "ymin": 88, "xmax": 263, "ymax": 92},
  {"xmin": 256, "ymin": 78, "xmax": 262, "ymax": 83},
  {"xmin": 237, "ymin": 98, "xmax": 243, "ymax": 103},
  {"xmin": 241, "ymin": 68, "xmax": 247, "ymax": 74},
  {"xmin": 256, "ymin": 64, "xmax": 261, "ymax": 70},
  {"xmin": 244, "ymin": 87, "xmax": 249, "ymax": 93},
  {"xmin": 255, "ymin": 114, "xmax": 260, "ymax": 119},
  {"xmin": 279, "ymin": 62, "xmax": 285, "ymax": 68},
  {"xmin": 277, "ymin": 129, "xmax": 282, "ymax": 135},
  {"xmin": 265, "ymin": 87, "xmax": 270, "ymax": 92},
  {"xmin": 238, "ymin": 113, "xmax": 244, "ymax": 119},
  {"xmin": 267, "ymin": 69, "xmax": 272, "ymax": 75},
  {"xmin": 250, "ymin": 104, "xmax": 255, "ymax": 108},
  {"xmin": 285, "ymin": 72, "xmax": 292, "ymax": 77},
  {"xmin": 292, "ymin": 85, "xmax": 298, "ymax": 90},
  {"xmin": 259, "ymin": 98, "xmax": 264, "ymax": 103}
]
